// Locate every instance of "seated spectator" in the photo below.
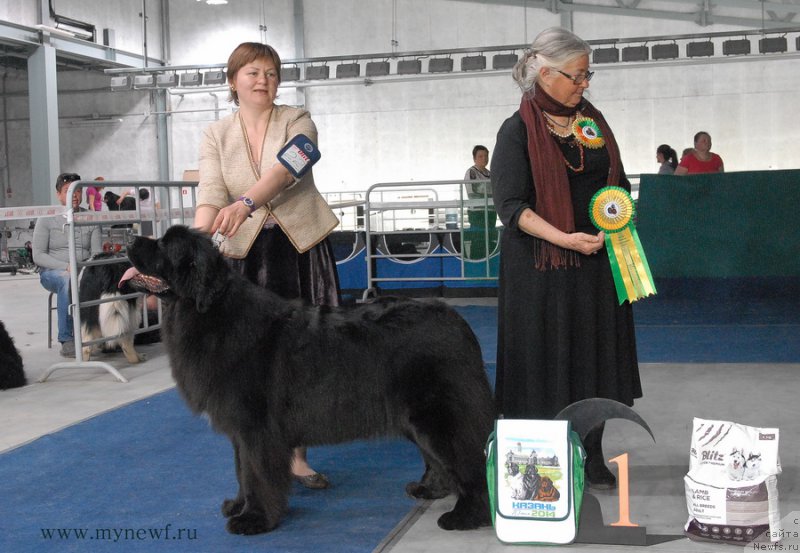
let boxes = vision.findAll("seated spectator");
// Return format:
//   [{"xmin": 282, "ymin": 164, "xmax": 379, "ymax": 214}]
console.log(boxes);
[
  {"xmin": 674, "ymin": 131, "xmax": 724, "ymax": 175},
  {"xmin": 33, "ymin": 173, "xmax": 102, "ymax": 357}
]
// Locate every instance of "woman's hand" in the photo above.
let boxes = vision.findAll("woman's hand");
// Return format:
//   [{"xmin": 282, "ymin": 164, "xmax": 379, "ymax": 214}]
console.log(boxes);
[
  {"xmin": 211, "ymin": 200, "xmax": 252, "ymax": 238},
  {"xmin": 564, "ymin": 231, "xmax": 605, "ymax": 255}
]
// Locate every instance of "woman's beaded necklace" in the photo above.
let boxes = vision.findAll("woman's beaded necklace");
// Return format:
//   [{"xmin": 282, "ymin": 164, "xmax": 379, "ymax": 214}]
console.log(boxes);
[{"xmin": 544, "ymin": 111, "xmax": 585, "ymax": 172}]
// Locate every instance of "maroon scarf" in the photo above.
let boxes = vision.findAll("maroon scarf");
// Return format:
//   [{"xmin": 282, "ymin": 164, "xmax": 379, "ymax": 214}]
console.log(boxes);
[{"xmin": 518, "ymin": 84, "xmax": 622, "ymax": 270}]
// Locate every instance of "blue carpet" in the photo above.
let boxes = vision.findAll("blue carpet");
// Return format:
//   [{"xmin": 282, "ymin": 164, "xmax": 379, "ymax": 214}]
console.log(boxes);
[
  {"xmin": 0, "ymin": 389, "xmax": 422, "ymax": 553},
  {"xmin": 453, "ymin": 298, "xmax": 800, "ymax": 364}
]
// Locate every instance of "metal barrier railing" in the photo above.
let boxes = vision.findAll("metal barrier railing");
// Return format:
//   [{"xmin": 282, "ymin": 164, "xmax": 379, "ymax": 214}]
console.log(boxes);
[
  {"xmin": 362, "ymin": 179, "xmax": 498, "ymax": 300},
  {"xmin": 38, "ymin": 180, "xmax": 198, "ymax": 383}
]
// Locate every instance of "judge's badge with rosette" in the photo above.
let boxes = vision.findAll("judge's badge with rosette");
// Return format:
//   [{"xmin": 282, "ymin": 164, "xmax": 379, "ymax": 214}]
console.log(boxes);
[
  {"xmin": 572, "ymin": 117, "xmax": 605, "ymax": 149},
  {"xmin": 590, "ymin": 186, "xmax": 656, "ymax": 304}
]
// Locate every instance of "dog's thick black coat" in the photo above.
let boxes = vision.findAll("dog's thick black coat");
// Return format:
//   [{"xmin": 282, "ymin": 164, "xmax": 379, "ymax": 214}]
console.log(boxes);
[
  {"xmin": 128, "ymin": 226, "xmax": 494, "ymax": 535},
  {"xmin": 0, "ymin": 320, "xmax": 26, "ymax": 390},
  {"xmin": 79, "ymin": 253, "xmax": 144, "ymax": 363}
]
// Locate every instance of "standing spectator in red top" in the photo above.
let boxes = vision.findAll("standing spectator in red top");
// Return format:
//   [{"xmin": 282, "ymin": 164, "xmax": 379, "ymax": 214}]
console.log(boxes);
[{"xmin": 674, "ymin": 131, "xmax": 724, "ymax": 175}]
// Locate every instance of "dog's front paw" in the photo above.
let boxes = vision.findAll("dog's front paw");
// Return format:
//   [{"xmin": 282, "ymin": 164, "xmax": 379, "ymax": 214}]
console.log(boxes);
[
  {"xmin": 226, "ymin": 511, "xmax": 277, "ymax": 535},
  {"xmin": 437, "ymin": 499, "xmax": 491, "ymax": 530},
  {"xmin": 405, "ymin": 481, "xmax": 448, "ymax": 500},
  {"xmin": 221, "ymin": 497, "xmax": 244, "ymax": 518},
  {"xmin": 437, "ymin": 509, "xmax": 485, "ymax": 531}
]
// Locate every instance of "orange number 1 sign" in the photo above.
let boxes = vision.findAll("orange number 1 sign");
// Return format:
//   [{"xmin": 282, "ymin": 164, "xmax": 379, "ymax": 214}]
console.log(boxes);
[{"xmin": 609, "ymin": 453, "xmax": 638, "ymax": 527}]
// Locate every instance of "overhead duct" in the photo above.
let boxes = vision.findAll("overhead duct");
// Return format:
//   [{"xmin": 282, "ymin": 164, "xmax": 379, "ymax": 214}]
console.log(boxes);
[{"xmin": 48, "ymin": 0, "xmax": 96, "ymax": 42}]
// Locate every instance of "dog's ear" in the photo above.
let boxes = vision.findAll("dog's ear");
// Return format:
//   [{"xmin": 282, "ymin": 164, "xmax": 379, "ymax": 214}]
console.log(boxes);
[{"xmin": 190, "ymin": 242, "xmax": 228, "ymax": 314}]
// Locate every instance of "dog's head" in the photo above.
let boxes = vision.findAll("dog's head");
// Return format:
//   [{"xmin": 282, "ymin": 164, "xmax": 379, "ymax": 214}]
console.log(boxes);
[
  {"xmin": 103, "ymin": 191, "xmax": 120, "ymax": 210},
  {"xmin": 728, "ymin": 448, "xmax": 745, "ymax": 468},
  {"xmin": 127, "ymin": 225, "xmax": 229, "ymax": 313}
]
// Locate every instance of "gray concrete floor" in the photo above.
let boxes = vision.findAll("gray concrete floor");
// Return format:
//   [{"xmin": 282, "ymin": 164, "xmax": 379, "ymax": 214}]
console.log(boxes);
[{"xmin": 1, "ymin": 273, "xmax": 798, "ymax": 552}]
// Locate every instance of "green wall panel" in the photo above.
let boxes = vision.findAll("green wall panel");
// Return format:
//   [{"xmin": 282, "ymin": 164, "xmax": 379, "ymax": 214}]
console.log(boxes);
[{"xmin": 636, "ymin": 171, "xmax": 800, "ymax": 278}]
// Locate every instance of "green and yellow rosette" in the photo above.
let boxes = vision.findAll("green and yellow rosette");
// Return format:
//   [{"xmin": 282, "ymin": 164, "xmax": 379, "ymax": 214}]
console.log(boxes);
[
  {"xmin": 589, "ymin": 186, "xmax": 656, "ymax": 304},
  {"xmin": 572, "ymin": 117, "xmax": 605, "ymax": 149}
]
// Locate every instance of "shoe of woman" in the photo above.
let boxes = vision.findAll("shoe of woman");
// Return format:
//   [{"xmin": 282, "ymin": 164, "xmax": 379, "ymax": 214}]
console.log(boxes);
[{"xmin": 293, "ymin": 472, "xmax": 331, "ymax": 489}]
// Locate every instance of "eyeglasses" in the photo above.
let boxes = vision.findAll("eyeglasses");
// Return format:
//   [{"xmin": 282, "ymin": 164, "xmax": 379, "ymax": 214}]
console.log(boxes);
[{"xmin": 556, "ymin": 69, "xmax": 594, "ymax": 85}]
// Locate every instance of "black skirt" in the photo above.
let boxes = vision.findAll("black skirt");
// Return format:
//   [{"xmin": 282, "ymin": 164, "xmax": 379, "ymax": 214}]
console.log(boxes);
[{"xmin": 226, "ymin": 226, "xmax": 341, "ymax": 307}]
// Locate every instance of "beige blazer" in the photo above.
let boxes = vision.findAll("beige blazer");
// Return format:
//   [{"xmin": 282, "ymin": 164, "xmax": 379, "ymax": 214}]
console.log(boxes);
[{"xmin": 197, "ymin": 105, "xmax": 339, "ymax": 257}]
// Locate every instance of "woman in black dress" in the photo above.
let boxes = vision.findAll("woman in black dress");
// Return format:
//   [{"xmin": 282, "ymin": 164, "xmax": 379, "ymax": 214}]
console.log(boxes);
[{"xmin": 491, "ymin": 27, "xmax": 642, "ymax": 489}]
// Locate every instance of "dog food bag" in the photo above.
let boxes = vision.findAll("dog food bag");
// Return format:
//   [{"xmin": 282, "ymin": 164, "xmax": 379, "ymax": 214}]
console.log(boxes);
[{"xmin": 684, "ymin": 417, "xmax": 781, "ymax": 545}]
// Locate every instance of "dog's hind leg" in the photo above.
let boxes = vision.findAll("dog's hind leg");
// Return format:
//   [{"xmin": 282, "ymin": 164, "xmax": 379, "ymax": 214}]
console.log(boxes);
[
  {"xmin": 221, "ymin": 440, "xmax": 246, "ymax": 518},
  {"xmin": 404, "ymin": 442, "xmax": 455, "ymax": 500},
  {"xmin": 405, "ymin": 380, "xmax": 493, "ymax": 530},
  {"xmin": 119, "ymin": 336, "xmax": 144, "ymax": 363},
  {"xmin": 225, "ymin": 431, "xmax": 292, "ymax": 535},
  {"xmin": 80, "ymin": 323, "xmax": 102, "ymax": 361}
]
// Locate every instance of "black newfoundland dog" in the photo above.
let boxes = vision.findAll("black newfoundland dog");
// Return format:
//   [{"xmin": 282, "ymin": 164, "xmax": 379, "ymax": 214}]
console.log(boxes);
[
  {"xmin": 0, "ymin": 320, "xmax": 26, "ymax": 390},
  {"xmin": 127, "ymin": 226, "xmax": 494, "ymax": 535}
]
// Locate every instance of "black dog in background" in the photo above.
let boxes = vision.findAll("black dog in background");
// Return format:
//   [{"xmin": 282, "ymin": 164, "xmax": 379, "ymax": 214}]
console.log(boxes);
[
  {"xmin": 127, "ymin": 226, "xmax": 494, "ymax": 536},
  {"xmin": 0, "ymin": 320, "xmax": 26, "ymax": 390},
  {"xmin": 103, "ymin": 191, "xmax": 136, "ymax": 211}
]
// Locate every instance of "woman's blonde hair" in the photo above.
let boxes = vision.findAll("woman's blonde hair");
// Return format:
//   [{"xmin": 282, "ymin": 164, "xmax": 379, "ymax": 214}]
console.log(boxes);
[{"xmin": 512, "ymin": 27, "xmax": 591, "ymax": 93}]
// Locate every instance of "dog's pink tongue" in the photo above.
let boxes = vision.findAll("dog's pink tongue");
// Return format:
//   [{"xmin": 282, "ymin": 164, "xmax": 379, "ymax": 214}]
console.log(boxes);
[{"xmin": 119, "ymin": 267, "xmax": 141, "ymax": 288}]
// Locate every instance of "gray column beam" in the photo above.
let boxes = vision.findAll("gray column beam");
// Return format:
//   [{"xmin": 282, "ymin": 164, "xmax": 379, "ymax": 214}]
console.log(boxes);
[
  {"xmin": 28, "ymin": 43, "xmax": 60, "ymax": 205},
  {"xmin": 155, "ymin": 90, "xmax": 170, "ymax": 181},
  {"xmin": 293, "ymin": 0, "xmax": 306, "ymax": 107}
]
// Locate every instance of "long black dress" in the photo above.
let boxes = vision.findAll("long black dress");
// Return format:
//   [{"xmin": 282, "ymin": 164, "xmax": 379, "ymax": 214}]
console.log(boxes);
[{"xmin": 492, "ymin": 111, "xmax": 642, "ymax": 420}]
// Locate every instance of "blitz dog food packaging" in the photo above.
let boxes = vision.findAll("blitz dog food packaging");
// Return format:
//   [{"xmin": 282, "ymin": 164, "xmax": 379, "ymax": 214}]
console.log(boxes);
[{"xmin": 684, "ymin": 417, "xmax": 781, "ymax": 545}]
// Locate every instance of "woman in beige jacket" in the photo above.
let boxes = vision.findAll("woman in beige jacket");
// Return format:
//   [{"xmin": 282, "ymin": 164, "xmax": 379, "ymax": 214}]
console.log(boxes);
[{"xmin": 194, "ymin": 42, "xmax": 340, "ymax": 490}]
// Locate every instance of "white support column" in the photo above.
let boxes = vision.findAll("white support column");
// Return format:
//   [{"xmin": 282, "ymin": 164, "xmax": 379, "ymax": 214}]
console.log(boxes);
[{"xmin": 28, "ymin": 42, "xmax": 60, "ymax": 205}]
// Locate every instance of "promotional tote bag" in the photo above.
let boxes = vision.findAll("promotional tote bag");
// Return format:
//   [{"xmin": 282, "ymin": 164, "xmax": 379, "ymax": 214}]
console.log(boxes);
[{"xmin": 487, "ymin": 419, "xmax": 586, "ymax": 545}]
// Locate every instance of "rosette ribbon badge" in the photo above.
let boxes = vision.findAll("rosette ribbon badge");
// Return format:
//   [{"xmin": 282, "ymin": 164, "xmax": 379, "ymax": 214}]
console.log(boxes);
[{"xmin": 589, "ymin": 186, "xmax": 656, "ymax": 304}]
